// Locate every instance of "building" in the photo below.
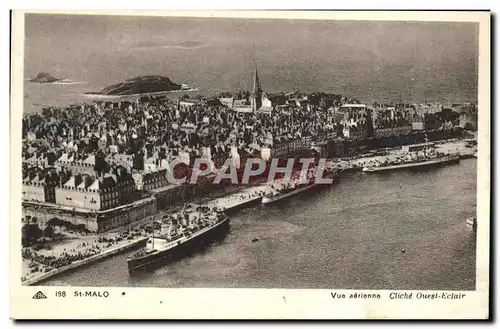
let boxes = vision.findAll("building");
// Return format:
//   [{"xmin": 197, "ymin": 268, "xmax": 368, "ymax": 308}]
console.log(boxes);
[
  {"xmin": 316, "ymin": 129, "xmax": 338, "ymax": 142},
  {"xmin": 98, "ymin": 133, "xmax": 111, "ymax": 151},
  {"xmin": 142, "ymin": 169, "xmax": 169, "ymax": 191},
  {"xmin": 371, "ymin": 107, "xmax": 413, "ymax": 137},
  {"xmin": 411, "ymin": 114, "xmax": 425, "ymax": 131},
  {"xmin": 178, "ymin": 99, "xmax": 203, "ymax": 111},
  {"xmin": 132, "ymin": 161, "xmax": 190, "ymax": 191},
  {"xmin": 23, "ymin": 151, "xmax": 58, "ymax": 169},
  {"xmin": 411, "ymin": 113, "xmax": 443, "ymax": 131},
  {"xmin": 54, "ymin": 153, "xmax": 100, "ymax": 176},
  {"xmin": 459, "ymin": 111, "xmax": 478, "ymax": 131},
  {"xmin": 373, "ymin": 124, "xmax": 412, "ymax": 138},
  {"xmin": 340, "ymin": 104, "xmax": 368, "ymax": 116},
  {"xmin": 26, "ymin": 131, "xmax": 37, "ymax": 142},
  {"xmin": 22, "ymin": 170, "xmax": 57, "ymax": 203},
  {"xmin": 269, "ymin": 136, "xmax": 312, "ymax": 158},
  {"xmin": 424, "ymin": 113, "xmax": 443, "ymax": 131},
  {"xmin": 223, "ymin": 65, "xmax": 273, "ymax": 113},
  {"xmin": 54, "ymin": 167, "xmax": 136, "ymax": 211},
  {"xmin": 219, "ymin": 97, "xmax": 235, "ymax": 108},
  {"xmin": 148, "ymin": 183, "xmax": 187, "ymax": 211},
  {"xmin": 23, "ymin": 196, "xmax": 157, "ymax": 233},
  {"xmin": 96, "ymin": 197, "xmax": 157, "ymax": 232},
  {"xmin": 105, "ymin": 153, "xmax": 135, "ymax": 172},
  {"xmin": 342, "ymin": 119, "xmax": 368, "ymax": 140},
  {"xmin": 257, "ymin": 96, "xmax": 273, "ymax": 114}
]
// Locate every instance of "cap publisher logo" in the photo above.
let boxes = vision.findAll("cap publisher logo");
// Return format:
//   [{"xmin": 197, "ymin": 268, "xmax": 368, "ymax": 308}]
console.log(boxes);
[{"xmin": 32, "ymin": 291, "xmax": 47, "ymax": 299}]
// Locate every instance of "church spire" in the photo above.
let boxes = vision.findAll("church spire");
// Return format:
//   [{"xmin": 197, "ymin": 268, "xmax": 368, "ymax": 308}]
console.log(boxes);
[
  {"xmin": 253, "ymin": 64, "xmax": 262, "ymax": 95},
  {"xmin": 251, "ymin": 64, "xmax": 262, "ymax": 112}
]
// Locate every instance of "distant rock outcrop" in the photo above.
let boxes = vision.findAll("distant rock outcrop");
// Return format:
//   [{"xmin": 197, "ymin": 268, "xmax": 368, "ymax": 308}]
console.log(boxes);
[
  {"xmin": 29, "ymin": 72, "xmax": 61, "ymax": 84},
  {"xmin": 87, "ymin": 75, "xmax": 183, "ymax": 96}
]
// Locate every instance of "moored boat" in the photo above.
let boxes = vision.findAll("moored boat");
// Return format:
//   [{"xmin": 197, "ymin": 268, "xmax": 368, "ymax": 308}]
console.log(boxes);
[
  {"xmin": 362, "ymin": 153, "xmax": 460, "ymax": 172},
  {"xmin": 127, "ymin": 207, "xmax": 230, "ymax": 272},
  {"xmin": 363, "ymin": 136, "xmax": 460, "ymax": 173}
]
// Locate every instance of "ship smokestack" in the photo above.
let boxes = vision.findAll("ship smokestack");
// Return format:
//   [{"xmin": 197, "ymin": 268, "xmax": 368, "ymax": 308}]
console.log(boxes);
[
  {"xmin": 182, "ymin": 213, "xmax": 189, "ymax": 227},
  {"xmin": 171, "ymin": 217, "xmax": 179, "ymax": 234}
]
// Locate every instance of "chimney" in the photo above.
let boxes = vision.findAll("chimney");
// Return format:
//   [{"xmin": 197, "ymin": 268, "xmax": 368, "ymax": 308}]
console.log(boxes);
[
  {"xmin": 58, "ymin": 172, "xmax": 65, "ymax": 186},
  {"xmin": 75, "ymin": 174, "xmax": 83, "ymax": 187}
]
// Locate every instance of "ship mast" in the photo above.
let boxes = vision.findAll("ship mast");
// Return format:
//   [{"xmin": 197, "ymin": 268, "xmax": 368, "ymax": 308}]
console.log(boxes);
[
  {"xmin": 180, "ymin": 202, "xmax": 189, "ymax": 228},
  {"xmin": 152, "ymin": 225, "xmax": 155, "ymax": 250},
  {"xmin": 424, "ymin": 133, "xmax": 430, "ymax": 156},
  {"xmin": 198, "ymin": 187, "xmax": 202, "ymax": 224}
]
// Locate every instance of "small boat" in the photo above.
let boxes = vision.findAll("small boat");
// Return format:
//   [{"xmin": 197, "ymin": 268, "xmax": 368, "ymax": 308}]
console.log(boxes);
[
  {"xmin": 251, "ymin": 237, "xmax": 259, "ymax": 243},
  {"xmin": 466, "ymin": 216, "xmax": 477, "ymax": 231}
]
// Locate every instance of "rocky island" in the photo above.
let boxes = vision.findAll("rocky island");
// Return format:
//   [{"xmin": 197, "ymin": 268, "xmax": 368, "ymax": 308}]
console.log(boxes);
[
  {"xmin": 29, "ymin": 72, "xmax": 61, "ymax": 84},
  {"xmin": 86, "ymin": 75, "xmax": 183, "ymax": 96}
]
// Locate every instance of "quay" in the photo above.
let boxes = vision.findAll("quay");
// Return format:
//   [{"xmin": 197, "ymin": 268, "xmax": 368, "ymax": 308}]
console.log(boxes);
[
  {"xmin": 21, "ymin": 185, "xmax": 271, "ymax": 285},
  {"xmin": 326, "ymin": 139, "xmax": 476, "ymax": 172},
  {"xmin": 22, "ymin": 237, "xmax": 147, "ymax": 286},
  {"xmin": 213, "ymin": 193, "xmax": 263, "ymax": 215}
]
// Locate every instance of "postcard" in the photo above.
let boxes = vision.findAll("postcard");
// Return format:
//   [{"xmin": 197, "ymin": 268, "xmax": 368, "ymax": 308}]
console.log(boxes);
[{"xmin": 10, "ymin": 10, "xmax": 490, "ymax": 319}]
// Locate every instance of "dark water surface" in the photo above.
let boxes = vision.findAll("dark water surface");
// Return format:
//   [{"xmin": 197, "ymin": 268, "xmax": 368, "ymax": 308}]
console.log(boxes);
[
  {"xmin": 23, "ymin": 16, "xmax": 478, "ymax": 112},
  {"xmin": 43, "ymin": 159, "xmax": 477, "ymax": 290}
]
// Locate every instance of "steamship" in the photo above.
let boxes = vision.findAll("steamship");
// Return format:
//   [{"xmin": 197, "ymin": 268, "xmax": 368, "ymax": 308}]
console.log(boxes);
[
  {"xmin": 362, "ymin": 137, "xmax": 460, "ymax": 173},
  {"xmin": 127, "ymin": 205, "xmax": 230, "ymax": 272}
]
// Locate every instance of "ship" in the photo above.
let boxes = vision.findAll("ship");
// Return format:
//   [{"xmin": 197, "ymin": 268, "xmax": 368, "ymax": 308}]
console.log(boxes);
[
  {"xmin": 262, "ymin": 167, "xmax": 336, "ymax": 204},
  {"xmin": 127, "ymin": 205, "xmax": 230, "ymax": 272},
  {"xmin": 362, "ymin": 136, "xmax": 460, "ymax": 173},
  {"xmin": 466, "ymin": 216, "xmax": 477, "ymax": 231}
]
